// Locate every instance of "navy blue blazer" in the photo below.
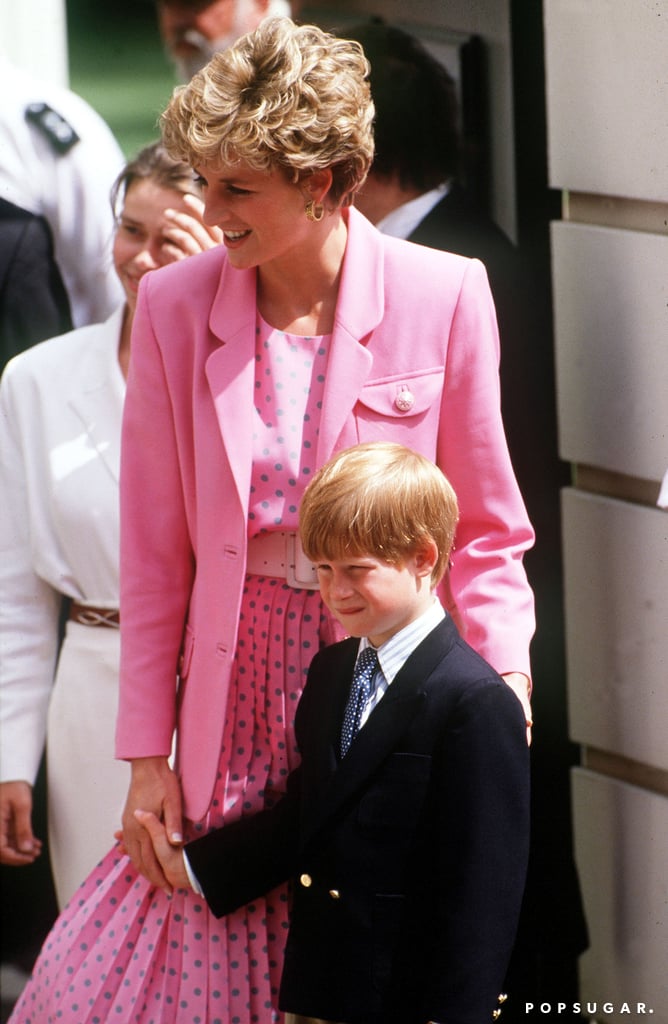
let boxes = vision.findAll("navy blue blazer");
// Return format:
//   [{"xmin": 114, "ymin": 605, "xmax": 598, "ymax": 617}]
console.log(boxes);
[{"xmin": 186, "ymin": 616, "xmax": 530, "ymax": 1024}]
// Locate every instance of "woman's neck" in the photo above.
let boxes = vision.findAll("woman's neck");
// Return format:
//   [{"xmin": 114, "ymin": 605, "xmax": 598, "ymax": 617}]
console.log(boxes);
[{"xmin": 257, "ymin": 213, "xmax": 347, "ymax": 335}]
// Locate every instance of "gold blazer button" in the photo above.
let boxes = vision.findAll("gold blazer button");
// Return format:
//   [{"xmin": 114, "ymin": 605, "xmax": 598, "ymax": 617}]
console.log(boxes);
[
  {"xmin": 328, "ymin": 889, "xmax": 341, "ymax": 900},
  {"xmin": 299, "ymin": 873, "xmax": 313, "ymax": 888}
]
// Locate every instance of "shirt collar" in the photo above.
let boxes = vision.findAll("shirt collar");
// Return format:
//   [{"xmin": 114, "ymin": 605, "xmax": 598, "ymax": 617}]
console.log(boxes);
[
  {"xmin": 358, "ymin": 598, "xmax": 446, "ymax": 684},
  {"xmin": 376, "ymin": 182, "xmax": 451, "ymax": 240}
]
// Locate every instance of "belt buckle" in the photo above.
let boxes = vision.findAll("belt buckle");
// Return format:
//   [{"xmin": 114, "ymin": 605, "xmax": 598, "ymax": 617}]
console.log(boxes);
[{"xmin": 286, "ymin": 534, "xmax": 319, "ymax": 590}]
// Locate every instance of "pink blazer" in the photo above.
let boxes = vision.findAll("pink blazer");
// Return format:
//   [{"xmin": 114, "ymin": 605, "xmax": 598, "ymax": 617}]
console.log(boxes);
[{"xmin": 116, "ymin": 207, "xmax": 535, "ymax": 822}]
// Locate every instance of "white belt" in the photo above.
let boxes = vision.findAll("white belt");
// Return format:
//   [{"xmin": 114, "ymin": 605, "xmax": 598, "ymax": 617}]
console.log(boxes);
[{"xmin": 246, "ymin": 531, "xmax": 319, "ymax": 590}]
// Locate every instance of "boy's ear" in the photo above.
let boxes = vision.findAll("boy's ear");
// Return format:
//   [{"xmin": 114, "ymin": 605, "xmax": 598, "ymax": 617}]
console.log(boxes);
[{"xmin": 413, "ymin": 538, "xmax": 439, "ymax": 578}]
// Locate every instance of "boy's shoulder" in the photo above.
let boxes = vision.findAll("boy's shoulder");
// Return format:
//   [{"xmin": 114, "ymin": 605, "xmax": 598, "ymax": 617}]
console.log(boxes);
[
  {"xmin": 422, "ymin": 627, "xmax": 526, "ymax": 730},
  {"xmin": 382, "ymin": 616, "xmax": 518, "ymax": 716},
  {"xmin": 418, "ymin": 619, "xmax": 507, "ymax": 689},
  {"xmin": 307, "ymin": 618, "xmax": 512, "ymax": 707}
]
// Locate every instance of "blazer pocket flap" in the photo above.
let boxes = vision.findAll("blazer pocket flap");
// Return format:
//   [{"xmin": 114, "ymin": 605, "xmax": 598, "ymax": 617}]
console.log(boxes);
[{"xmin": 356, "ymin": 370, "xmax": 444, "ymax": 418}]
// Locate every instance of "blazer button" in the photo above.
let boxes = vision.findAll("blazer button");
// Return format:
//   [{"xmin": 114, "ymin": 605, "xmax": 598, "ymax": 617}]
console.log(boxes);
[
  {"xmin": 299, "ymin": 873, "xmax": 313, "ymax": 888},
  {"xmin": 492, "ymin": 1010, "xmax": 502, "ymax": 1020},
  {"xmin": 328, "ymin": 889, "xmax": 341, "ymax": 900},
  {"xmin": 394, "ymin": 388, "xmax": 414, "ymax": 412},
  {"xmin": 498, "ymin": 994, "xmax": 508, "ymax": 1004}
]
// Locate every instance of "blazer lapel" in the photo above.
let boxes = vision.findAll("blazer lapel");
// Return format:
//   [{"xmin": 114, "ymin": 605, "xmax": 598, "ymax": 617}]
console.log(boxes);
[
  {"xmin": 203, "ymin": 212, "xmax": 388, "ymax": 503},
  {"xmin": 300, "ymin": 690, "xmax": 427, "ymax": 846},
  {"xmin": 204, "ymin": 263, "xmax": 258, "ymax": 515},
  {"xmin": 300, "ymin": 618, "xmax": 457, "ymax": 845},
  {"xmin": 315, "ymin": 208, "xmax": 385, "ymax": 465},
  {"xmin": 66, "ymin": 308, "xmax": 125, "ymax": 484}
]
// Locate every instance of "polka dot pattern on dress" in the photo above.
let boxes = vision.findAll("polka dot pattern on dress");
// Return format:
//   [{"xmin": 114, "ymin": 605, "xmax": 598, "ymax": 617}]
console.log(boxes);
[{"xmin": 249, "ymin": 314, "xmax": 330, "ymax": 533}]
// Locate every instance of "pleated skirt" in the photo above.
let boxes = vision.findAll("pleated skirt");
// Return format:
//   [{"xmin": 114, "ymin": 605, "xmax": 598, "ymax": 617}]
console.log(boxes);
[{"xmin": 11, "ymin": 576, "xmax": 338, "ymax": 1024}]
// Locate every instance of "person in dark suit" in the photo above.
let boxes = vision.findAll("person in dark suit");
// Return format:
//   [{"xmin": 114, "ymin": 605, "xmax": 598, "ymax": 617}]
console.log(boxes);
[
  {"xmin": 343, "ymin": 17, "xmax": 539, "ymax": 494},
  {"xmin": 343, "ymin": 20, "xmax": 589, "ymax": 1015},
  {"xmin": 0, "ymin": 197, "xmax": 72, "ymax": 368},
  {"xmin": 133, "ymin": 441, "xmax": 530, "ymax": 1024}
]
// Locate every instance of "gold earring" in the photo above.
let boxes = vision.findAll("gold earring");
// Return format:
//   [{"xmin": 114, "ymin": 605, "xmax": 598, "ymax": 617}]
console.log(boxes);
[{"xmin": 305, "ymin": 198, "xmax": 324, "ymax": 222}]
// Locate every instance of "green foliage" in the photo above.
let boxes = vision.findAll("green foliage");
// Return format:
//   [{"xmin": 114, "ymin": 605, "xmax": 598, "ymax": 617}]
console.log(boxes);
[{"xmin": 67, "ymin": 2, "xmax": 174, "ymax": 157}]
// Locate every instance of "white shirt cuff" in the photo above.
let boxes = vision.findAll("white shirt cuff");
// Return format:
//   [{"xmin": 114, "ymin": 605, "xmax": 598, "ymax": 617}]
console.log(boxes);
[{"xmin": 183, "ymin": 850, "xmax": 204, "ymax": 896}]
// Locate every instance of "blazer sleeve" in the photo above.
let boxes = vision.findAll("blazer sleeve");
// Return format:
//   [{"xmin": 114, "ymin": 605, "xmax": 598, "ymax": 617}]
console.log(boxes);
[
  {"xmin": 426, "ymin": 677, "xmax": 530, "ymax": 1023},
  {"xmin": 0, "ymin": 360, "xmax": 61, "ymax": 784},
  {"xmin": 184, "ymin": 768, "xmax": 302, "ymax": 919},
  {"xmin": 434, "ymin": 257, "xmax": 535, "ymax": 677},
  {"xmin": 115, "ymin": 276, "xmax": 195, "ymax": 759}
]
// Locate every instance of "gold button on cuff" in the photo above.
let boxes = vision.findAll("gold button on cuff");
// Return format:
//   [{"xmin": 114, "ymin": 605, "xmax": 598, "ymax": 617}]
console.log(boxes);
[
  {"xmin": 299, "ymin": 873, "xmax": 312, "ymax": 888},
  {"xmin": 498, "ymin": 994, "xmax": 508, "ymax": 1004},
  {"xmin": 328, "ymin": 889, "xmax": 341, "ymax": 900},
  {"xmin": 492, "ymin": 1010, "xmax": 502, "ymax": 1020}
]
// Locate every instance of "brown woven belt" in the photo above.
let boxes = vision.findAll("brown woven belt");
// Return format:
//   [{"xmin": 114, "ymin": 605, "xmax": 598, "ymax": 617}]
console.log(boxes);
[{"xmin": 69, "ymin": 601, "xmax": 120, "ymax": 628}]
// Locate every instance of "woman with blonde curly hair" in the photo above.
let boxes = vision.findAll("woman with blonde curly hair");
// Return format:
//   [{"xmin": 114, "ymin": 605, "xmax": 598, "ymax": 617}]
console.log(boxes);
[{"xmin": 11, "ymin": 18, "xmax": 534, "ymax": 1024}]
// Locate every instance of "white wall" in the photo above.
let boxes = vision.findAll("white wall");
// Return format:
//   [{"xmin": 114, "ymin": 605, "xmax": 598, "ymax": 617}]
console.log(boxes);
[
  {"xmin": 544, "ymin": 0, "xmax": 668, "ymax": 202},
  {"xmin": 544, "ymin": 1, "xmax": 668, "ymax": 1019}
]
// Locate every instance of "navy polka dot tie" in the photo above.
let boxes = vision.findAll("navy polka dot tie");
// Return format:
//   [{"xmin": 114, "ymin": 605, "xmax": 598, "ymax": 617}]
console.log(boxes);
[{"xmin": 340, "ymin": 646, "xmax": 379, "ymax": 757}]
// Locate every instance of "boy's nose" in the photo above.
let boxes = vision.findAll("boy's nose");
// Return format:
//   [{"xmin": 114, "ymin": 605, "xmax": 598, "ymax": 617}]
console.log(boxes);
[{"xmin": 330, "ymin": 573, "xmax": 353, "ymax": 598}]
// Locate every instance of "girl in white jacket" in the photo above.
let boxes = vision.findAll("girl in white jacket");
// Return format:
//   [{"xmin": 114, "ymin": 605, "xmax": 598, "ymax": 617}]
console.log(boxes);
[{"xmin": 0, "ymin": 141, "xmax": 220, "ymax": 907}]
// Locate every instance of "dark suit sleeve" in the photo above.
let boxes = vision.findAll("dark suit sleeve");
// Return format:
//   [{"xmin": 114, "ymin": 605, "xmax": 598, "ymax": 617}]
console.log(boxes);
[
  {"xmin": 426, "ymin": 678, "xmax": 530, "ymax": 1023},
  {"xmin": 0, "ymin": 201, "xmax": 72, "ymax": 367},
  {"xmin": 183, "ymin": 643, "xmax": 350, "ymax": 919},
  {"xmin": 184, "ymin": 765, "xmax": 302, "ymax": 919}
]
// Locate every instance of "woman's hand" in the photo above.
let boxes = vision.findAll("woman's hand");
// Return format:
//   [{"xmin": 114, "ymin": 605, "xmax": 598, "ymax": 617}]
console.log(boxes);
[
  {"xmin": 501, "ymin": 672, "xmax": 533, "ymax": 746},
  {"xmin": 0, "ymin": 780, "xmax": 42, "ymax": 865},
  {"xmin": 160, "ymin": 193, "xmax": 223, "ymax": 262},
  {"xmin": 121, "ymin": 756, "xmax": 183, "ymax": 888},
  {"xmin": 131, "ymin": 809, "xmax": 191, "ymax": 896}
]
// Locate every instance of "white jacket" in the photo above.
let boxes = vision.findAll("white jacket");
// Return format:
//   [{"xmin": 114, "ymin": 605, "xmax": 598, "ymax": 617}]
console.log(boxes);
[
  {"xmin": 0, "ymin": 307, "xmax": 124, "ymax": 783},
  {"xmin": 0, "ymin": 59, "xmax": 124, "ymax": 327}
]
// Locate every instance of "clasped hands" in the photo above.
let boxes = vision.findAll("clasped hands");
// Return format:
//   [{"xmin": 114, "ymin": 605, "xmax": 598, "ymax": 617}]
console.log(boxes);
[
  {"xmin": 117, "ymin": 808, "xmax": 190, "ymax": 897},
  {"xmin": 116, "ymin": 755, "xmax": 191, "ymax": 896}
]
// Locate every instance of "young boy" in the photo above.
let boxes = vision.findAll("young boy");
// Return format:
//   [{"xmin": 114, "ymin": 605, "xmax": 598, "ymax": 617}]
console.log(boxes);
[{"xmin": 135, "ymin": 442, "xmax": 530, "ymax": 1024}]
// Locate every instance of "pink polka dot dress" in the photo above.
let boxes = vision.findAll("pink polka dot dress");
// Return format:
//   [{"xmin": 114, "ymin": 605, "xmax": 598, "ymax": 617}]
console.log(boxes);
[{"xmin": 10, "ymin": 317, "xmax": 342, "ymax": 1024}]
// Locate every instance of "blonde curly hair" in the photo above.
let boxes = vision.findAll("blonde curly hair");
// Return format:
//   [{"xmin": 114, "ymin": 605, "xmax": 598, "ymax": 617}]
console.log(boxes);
[{"xmin": 160, "ymin": 17, "xmax": 375, "ymax": 207}]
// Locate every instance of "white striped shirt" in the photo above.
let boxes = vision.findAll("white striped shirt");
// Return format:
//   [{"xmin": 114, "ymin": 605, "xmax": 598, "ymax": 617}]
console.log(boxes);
[{"xmin": 356, "ymin": 598, "xmax": 446, "ymax": 728}]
